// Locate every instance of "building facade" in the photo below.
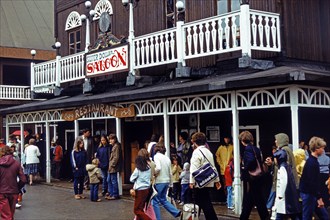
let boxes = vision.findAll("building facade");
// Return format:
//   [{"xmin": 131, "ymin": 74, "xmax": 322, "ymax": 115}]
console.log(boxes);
[{"xmin": 1, "ymin": 0, "xmax": 330, "ymax": 213}]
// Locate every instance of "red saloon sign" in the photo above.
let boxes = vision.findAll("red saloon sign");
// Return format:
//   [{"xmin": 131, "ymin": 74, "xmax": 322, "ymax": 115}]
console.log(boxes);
[{"xmin": 85, "ymin": 44, "xmax": 129, "ymax": 78}]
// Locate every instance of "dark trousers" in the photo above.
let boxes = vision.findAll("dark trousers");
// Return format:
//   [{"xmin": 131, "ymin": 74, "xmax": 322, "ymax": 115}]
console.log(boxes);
[
  {"xmin": 90, "ymin": 183, "xmax": 99, "ymax": 201},
  {"xmin": 172, "ymin": 182, "xmax": 181, "ymax": 201},
  {"xmin": 134, "ymin": 188, "xmax": 151, "ymax": 220},
  {"xmin": 195, "ymin": 187, "xmax": 218, "ymax": 220},
  {"xmin": 240, "ymin": 180, "xmax": 269, "ymax": 220},
  {"xmin": 73, "ymin": 176, "xmax": 84, "ymax": 195}
]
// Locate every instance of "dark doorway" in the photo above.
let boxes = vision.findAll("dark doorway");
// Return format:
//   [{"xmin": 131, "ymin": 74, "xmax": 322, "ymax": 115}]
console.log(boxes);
[{"xmin": 123, "ymin": 120, "xmax": 153, "ymax": 183}]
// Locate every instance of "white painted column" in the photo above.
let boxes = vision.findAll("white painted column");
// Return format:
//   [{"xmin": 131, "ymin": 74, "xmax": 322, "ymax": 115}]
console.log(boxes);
[
  {"xmin": 290, "ymin": 87, "xmax": 299, "ymax": 150},
  {"xmin": 45, "ymin": 121, "xmax": 51, "ymax": 183},
  {"xmin": 176, "ymin": 20, "xmax": 186, "ymax": 67},
  {"xmin": 74, "ymin": 120, "xmax": 79, "ymax": 138},
  {"xmin": 20, "ymin": 123, "xmax": 25, "ymax": 148},
  {"xmin": 164, "ymin": 99, "xmax": 170, "ymax": 158},
  {"xmin": 55, "ymin": 54, "xmax": 61, "ymax": 88},
  {"xmin": 128, "ymin": 1, "xmax": 135, "ymax": 76},
  {"xmin": 231, "ymin": 91, "xmax": 242, "ymax": 215},
  {"xmin": 5, "ymin": 116, "xmax": 9, "ymax": 143},
  {"xmin": 240, "ymin": 3, "xmax": 251, "ymax": 57},
  {"xmin": 175, "ymin": 115, "xmax": 178, "ymax": 147},
  {"xmin": 53, "ymin": 124, "xmax": 57, "ymax": 142},
  {"xmin": 197, "ymin": 113, "xmax": 200, "ymax": 132},
  {"xmin": 116, "ymin": 117, "xmax": 123, "ymax": 196}
]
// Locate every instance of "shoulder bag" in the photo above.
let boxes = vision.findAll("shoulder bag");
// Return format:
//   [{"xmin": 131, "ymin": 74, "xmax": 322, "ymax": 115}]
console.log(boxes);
[
  {"xmin": 192, "ymin": 149, "xmax": 219, "ymax": 188},
  {"xmin": 248, "ymin": 146, "xmax": 266, "ymax": 178}
]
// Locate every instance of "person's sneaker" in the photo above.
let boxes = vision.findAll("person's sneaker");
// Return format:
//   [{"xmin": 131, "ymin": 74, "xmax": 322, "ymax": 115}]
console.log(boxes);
[
  {"xmin": 228, "ymin": 206, "xmax": 234, "ymax": 210},
  {"xmin": 179, "ymin": 202, "xmax": 184, "ymax": 206},
  {"xmin": 15, "ymin": 203, "xmax": 22, "ymax": 209},
  {"xmin": 96, "ymin": 199, "xmax": 102, "ymax": 202}
]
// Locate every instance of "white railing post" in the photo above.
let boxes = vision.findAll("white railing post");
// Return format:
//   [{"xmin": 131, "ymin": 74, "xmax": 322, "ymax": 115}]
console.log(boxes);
[
  {"xmin": 30, "ymin": 62, "xmax": 35, "ymax": 95},
  {"xmin": 239, "ymin": 3, "xmax": 251, "ymax": 60},
  {"xmin": 55, "ymin": 54, "xmax": 61, "ymax": 88},
  {"xmin": 176, "ymin": 20, "xmax": 186, "ymax": 67}
]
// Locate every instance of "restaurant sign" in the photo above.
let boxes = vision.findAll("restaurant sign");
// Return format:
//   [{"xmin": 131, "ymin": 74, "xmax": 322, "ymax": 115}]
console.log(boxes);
[
  {"xmin": 85, "ymin": 44, "xmax": 129, "ymax": 78},
  {"xmin": 61, "ymin": 104, "xmax": 135, "ymax": 121}
]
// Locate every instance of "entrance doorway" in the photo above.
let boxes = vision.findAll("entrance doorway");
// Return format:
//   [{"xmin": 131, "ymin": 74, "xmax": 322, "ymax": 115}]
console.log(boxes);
[
  {"xmin": 123, "ymin": 120, "xmax": 153, "ymax": 182},
  {"xmin": 239, "ymin": 125, "xmax": 260, "ymax": 147},
  {"xmin": 62, "ymin": 130, "xmax": 75, "ymax": 179}
]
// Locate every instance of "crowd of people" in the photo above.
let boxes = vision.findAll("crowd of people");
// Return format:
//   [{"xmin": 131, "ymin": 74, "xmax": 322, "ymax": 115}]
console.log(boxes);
[{"xmin": 1, "ymin": 128, "xmax": 330, "ymax": 220}]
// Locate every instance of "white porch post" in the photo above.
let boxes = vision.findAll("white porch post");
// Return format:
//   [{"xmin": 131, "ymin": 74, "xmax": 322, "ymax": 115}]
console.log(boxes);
[
  {"xmin": 240, "ymin": 3, "xmax": 251, "ymax": 57},
  {"xmin": 175, "ymin": 115, "xmax": 178, "ymax": 147},
  {"xmin": 20, "ymin": 123, "xmax": 25, "ymax": 147},
  {"xmin": 55, "ymin": 52, "xmax": 61, "ymax": 88},
  {"xmin": 74, "ymin": 120, "xmax": 79, "ymax": 138},
  {"xmin": 164, "ymin": 99, "xmax": 170, "ymax": 158},
  {"xmin": 176, "ymin": 20, "xmax": 186, "ymax": 67},
  {"xmin": 116, "ymin": 117, "xmax": 123, "ymax": 196},
  {"xmin": 5, "ymin": 116, "xmax": 9, "ymax": 143},
  {"xmin": 231, "ymin": 91, "xmax": 242, "ymax": 215},
  {"xmin": 45, "ymin": 120, "xmax": 51, "ymax": 183},
  {"xmin": 290, "ymin": 86, "xmax": 299, "ymax": 150},
  {"xmin": 128, "ymin": 1, "xmax": 135, "ymax": 76}
]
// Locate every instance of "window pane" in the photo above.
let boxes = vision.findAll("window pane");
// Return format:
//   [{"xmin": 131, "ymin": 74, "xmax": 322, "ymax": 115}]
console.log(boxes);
[
  {"xmin": 218, "ymin": 0, "xmax": 228, "ymax": 15},
  {"xmin": 76, "ymin": 31, "xmax": 81, "ymax": 41},
  {"xmin": 69, "ymin": 33, "xmax": 74, "ymax": 43},
  {"xmin": 232, "ymin": 0, "xmax": 240, "ymax": 11},
  {"xmin": 76, "ymin": 43, "xmax": 81, "ymax": 52}
]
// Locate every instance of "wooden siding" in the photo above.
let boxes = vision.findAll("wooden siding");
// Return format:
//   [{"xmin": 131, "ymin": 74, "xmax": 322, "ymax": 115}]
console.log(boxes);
[{"xmin": 281, "ymin": 0, "xmax": 330, "ymax": 62}]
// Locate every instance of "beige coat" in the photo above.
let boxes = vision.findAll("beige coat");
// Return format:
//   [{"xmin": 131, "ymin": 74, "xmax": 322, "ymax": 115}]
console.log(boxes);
[
  {"xmin": 86, "ymin": 164, "xmax": 102, "ymax": 184},
  {"xmin": 108, "ymin": 142, "xmax": 122, "ymax": 173}
]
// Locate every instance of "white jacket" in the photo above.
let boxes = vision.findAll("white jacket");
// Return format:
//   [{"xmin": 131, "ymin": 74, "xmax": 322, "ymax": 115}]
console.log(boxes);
[
  {"xmin": 189, "ymin": 145, "xmax": 219, "ymax": 188},
  {"xmin": 24, "ymin": 145, "xmax": 41, "ymax": 164},
  {"xmin": 154, "ymin": 152, "xmax": 172, "ymax": 184},
  {"xmin": 274, "ymin": 166, "xmax": 287, "ymax": 214}
]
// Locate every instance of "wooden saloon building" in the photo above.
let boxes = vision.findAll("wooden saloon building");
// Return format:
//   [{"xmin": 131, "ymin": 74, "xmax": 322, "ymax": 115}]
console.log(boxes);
[{"xmin": 1, "ymin": 0, "xmax": 330, "ymax": 213}]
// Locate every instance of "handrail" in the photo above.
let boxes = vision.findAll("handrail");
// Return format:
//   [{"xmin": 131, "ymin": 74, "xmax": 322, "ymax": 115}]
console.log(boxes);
[
  {"xmin": 0, "ymin": 85, "xmax": 31, "ymax": 100},
  {"xmin": 30, "ymin": 8, "xmax": 281, "ymax": 93}
]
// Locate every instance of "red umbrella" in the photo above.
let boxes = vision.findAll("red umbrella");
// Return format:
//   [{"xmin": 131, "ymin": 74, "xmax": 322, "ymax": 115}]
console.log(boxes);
[{"xmin": 11, "ymin": 130, "xmax": 28, "ymax": 136}]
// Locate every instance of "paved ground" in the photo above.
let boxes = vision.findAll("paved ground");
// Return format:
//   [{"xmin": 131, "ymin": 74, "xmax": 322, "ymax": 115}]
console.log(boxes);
[{"xmin": 14, "ymin": 183, "xmax": 239, "ymax": 220}]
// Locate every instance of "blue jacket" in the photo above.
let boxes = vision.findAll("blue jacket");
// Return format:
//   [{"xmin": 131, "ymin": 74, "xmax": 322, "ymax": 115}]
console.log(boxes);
[
  {"xmin": 242, "ymin": 144, "xmax": 263, "ymax": 182},
  {"xmin": 71, "ymin": 150, "xmax": 87, "ymax": 177},
  {"xmin": 96, "ymin": 144, "xmax": 111, "ymax": 170},
  {"xmin": 299, "ymin": 155, "xmax": 321, "ymax": 198}
]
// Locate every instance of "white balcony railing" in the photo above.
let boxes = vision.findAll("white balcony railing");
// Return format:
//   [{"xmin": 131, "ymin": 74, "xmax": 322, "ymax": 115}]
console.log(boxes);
[
  {"xmin": 31, "ymin": 8, "xmax": 281, "ymax": 93},
  {"xmin": 0, "ymin": 85, "xmax": 31, "ymax": 100}
]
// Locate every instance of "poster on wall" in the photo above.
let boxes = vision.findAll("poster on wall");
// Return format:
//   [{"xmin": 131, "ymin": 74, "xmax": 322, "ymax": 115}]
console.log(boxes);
[{"xmin": 206, "ymin": 126, "xmax": 220, "ymax": 142}]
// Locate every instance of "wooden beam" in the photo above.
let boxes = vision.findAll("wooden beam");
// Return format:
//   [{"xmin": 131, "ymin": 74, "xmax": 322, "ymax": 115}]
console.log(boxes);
[{"xmin": 0, "ymin": 47, "xmax": 56, "ymax": 61}]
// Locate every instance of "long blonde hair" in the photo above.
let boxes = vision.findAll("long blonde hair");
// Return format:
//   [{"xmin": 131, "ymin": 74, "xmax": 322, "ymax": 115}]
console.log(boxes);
[{"xmin": 73, "ymin": 137, "xmax": 84, "ymax": 152}]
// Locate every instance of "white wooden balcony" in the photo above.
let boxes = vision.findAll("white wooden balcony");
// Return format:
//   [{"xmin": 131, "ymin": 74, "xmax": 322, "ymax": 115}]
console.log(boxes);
[
  {"xmin": 0, "ymin": 85, "xmax": 31, "ymax": 100},
  {"xmin": 31, "ymin": 8, "xmax": 281, "ymax": 93}
]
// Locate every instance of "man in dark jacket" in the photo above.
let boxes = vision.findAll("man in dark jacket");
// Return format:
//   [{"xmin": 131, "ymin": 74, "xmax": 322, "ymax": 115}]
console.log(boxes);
[{"xmin": 0, "ymin": 145, "xmax": 27, "ymax": 219}]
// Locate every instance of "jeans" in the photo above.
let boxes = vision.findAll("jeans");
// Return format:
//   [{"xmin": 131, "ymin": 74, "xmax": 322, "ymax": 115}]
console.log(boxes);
[
  {"xmin": 90, "ymin": 183, "xmax": 99, "ymax": 201},
  {"xmin": 107, "ymin": 172, "xmax": 119, "ymax": 198},
  {"xmin": 266, "ymin": 189, "xmax": 276, "ymax": 209},
  {"xmin": 181, "ymin": 183, "xmax": 189, "ymax": 204},
  {"xmin": 227, "ymin": 186, "xmax": 233, "ymax": 208},
  {"xmin": 152, "ymin": 183, "xmax": 180, "ymax": 220},
  {"xmin": 101, "ymin": 169, "xmax": 108, "ymax": 193},
  {"xmin": 73, "ymin": 176, "xmax": 84, "ymax": 195},
  {"xmin": 134, "ymin": 188, "xmax": 151, "ymax": 220},
  {"xmin": 300, "ymin": 192, "xmax": 329, "ymax": 220}
]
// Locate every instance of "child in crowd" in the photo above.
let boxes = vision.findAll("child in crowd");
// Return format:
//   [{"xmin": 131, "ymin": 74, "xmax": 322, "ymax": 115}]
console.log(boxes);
[
  {"xmin": 179, "ymin": 162, "xmax": 190, "ymax": 205},
  {"xmin": 171, "ymin": 156, "xmax": 182, "ymax": 202},
  {"xmin": 224, "ymin": 157, "xmax": 234, "ymax": 209},
  {"xmin": 86, "ymin": 158, "xmax": 102, "ymax": 202}
]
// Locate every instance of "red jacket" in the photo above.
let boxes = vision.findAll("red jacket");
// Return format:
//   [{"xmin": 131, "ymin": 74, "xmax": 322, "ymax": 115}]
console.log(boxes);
[
  {"xmin": 0, "ymin": 155, "xmax": 26, "ymax": 194},
  {"xmin": 224, "ymin": 159, "xmax": 234, "ymax": 187}
]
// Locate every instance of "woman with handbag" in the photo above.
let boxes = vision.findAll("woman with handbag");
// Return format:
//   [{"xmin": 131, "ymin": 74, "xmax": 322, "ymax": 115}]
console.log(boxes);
[
  {"xmin": 239, "ymin": 131, "xmax": 269, "ymax": 220},
  {"xmin": 189, "ymin": 132, "xmax": 221, "ymax": 220}
]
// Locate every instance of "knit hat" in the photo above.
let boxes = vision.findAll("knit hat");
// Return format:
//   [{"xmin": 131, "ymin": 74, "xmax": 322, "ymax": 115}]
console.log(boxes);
[
  {"xmin": 275, "ymin": 133, "xmax": 289, "ymax": 148},
  {"xmin": 183, "ymin": 162, "xmax": 190, "ymax": 170}
]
